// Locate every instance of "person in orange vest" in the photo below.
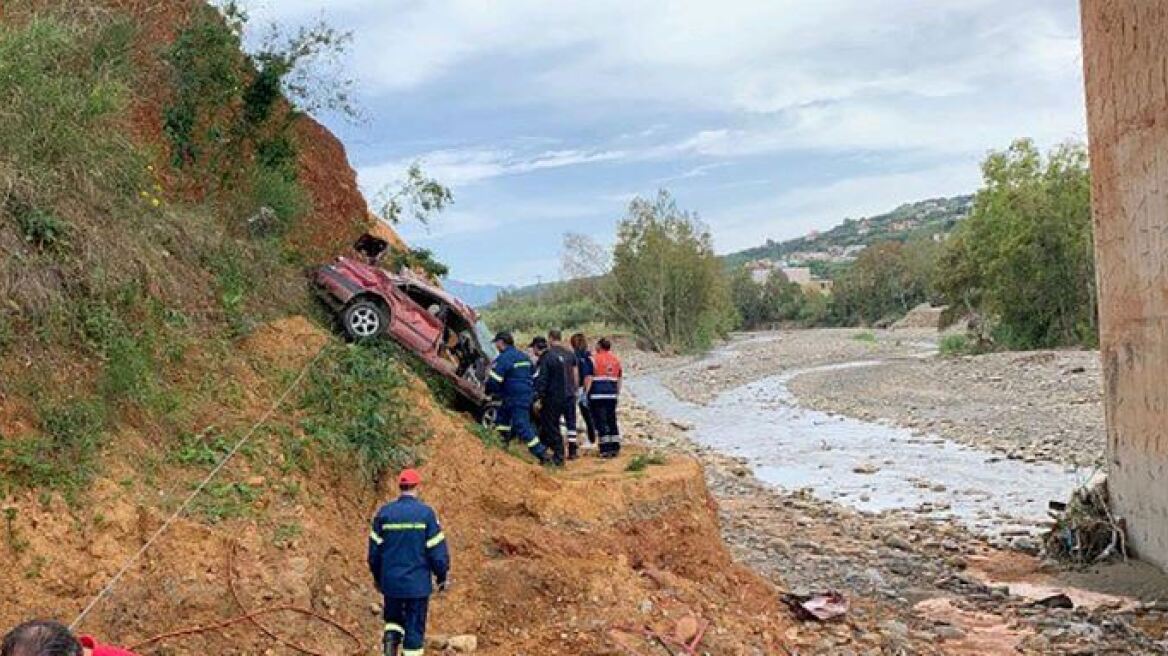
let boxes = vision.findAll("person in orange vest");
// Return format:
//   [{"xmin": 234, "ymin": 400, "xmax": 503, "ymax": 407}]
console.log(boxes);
[
  {"xmin": 2, "ymin": 620, "xmax": 138, "ymax": 656},
  {"xmin": 587, "ymin": 337, "xmax": 624, "ymax": 458}
]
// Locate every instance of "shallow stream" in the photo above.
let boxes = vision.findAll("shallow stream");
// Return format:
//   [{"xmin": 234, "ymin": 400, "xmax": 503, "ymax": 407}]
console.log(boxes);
[{"xmin": 628, "ymin": 345, "xmax": 1087, "ymax": 538}]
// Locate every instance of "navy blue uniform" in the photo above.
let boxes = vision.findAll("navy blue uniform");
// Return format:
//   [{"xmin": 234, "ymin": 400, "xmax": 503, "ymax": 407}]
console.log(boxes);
[
  {"xmin": 485, "ymin": 345, "xmax": 548, "ymax": 461},
  {"xmin": 368, "ymin": 495, "xmax": 450, "ymax": 655},
  {"xmin": 534, "ymin": 349, "xmax": 569, "ymax": 465},
  {"xmin": 574, "ymin": 348, "xmax": 597, "ymax": 444}
]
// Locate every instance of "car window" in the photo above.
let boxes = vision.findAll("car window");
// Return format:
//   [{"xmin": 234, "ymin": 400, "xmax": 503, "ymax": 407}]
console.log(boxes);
[{"xmin": 475, "ymin": 320, "xmax": 499, "ymax": 360}]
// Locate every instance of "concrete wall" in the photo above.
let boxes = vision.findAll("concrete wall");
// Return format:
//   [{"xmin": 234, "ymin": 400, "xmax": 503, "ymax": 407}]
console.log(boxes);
[{"xmin": 1081, "ymin": 1, "xmax": 1168, "ymax": 570}]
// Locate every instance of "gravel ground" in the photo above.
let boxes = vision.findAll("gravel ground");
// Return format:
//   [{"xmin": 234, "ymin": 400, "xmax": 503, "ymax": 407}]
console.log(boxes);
[
  {"xmin": 788, "ymin": 349, "xmax": 1106, "ymax": 469},
  {"xmin": 618, "ymin": 395, "xmax": 1168, "ymax": 655}
]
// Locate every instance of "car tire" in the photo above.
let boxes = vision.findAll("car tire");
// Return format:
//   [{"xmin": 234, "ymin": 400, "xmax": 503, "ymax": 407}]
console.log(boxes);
[
  {"xmin": 478, "ymin": 402, "xmax": 500, "ymax": 431},
  {"xmin": 342, "ymin": 299, "xmax": 389, "ymax": 341}
]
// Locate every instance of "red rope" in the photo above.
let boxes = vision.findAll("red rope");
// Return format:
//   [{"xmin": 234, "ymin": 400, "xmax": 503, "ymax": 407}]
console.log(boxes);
[{"xmin": 128, "ymin": 541, "xmax": 367, "ymax": 655}]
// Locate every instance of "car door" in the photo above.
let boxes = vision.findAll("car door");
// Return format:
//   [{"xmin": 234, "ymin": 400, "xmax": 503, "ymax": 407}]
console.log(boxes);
[{"xmin": 387, "ymin": 283, "xmax": 444, "ymax": 355}]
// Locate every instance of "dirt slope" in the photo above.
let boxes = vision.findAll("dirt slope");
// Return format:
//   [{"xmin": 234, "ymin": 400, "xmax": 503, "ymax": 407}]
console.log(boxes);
[{"xmin": 1, "ymin": 318, "xmax": 790, "ymax": 655}]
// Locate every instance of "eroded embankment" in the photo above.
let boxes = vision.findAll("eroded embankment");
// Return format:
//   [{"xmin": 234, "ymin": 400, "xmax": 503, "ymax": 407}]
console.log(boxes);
[{"xmin": 0, "ymin": 318, "xmax": 789, "ymax": 655}]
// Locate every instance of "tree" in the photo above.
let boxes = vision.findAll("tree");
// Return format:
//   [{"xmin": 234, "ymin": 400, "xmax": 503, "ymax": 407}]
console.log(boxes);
[
  {"xmin": 564, "ymin": 191, "xmax": 733, "ymax": 352},
  {"xmin": 936, "ymin": 139, "xmax": 1095, "ymax": 348},
  {"xmin": 830, "ymin": 241, "xmax": 929, "ymax": 325}
]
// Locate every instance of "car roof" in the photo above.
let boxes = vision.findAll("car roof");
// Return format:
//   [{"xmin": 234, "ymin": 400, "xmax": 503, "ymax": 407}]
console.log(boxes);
[{"xmin": 392, "ymin": 268, "xmax": 478, "ymax": 322}]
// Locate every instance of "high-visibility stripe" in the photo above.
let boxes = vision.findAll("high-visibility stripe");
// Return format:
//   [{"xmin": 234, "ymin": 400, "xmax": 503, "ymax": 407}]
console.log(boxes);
[
  {"xmin": 512, "ymin": 361, "xmax": 531, "ymax": 368},
  {"xmin": 526, "ymin": 437, "xmax": 541, "ymax": 448},
  {"xmin": 489, "ymin": 370, "xmax": 504, "ymax": 382},
  {"xmin": 381, "ymin": 522, "xmax": 427, "ymax": 531},
  {"xmin": 426, "ymin": 531, "xmax": 446, "ymax": 549},
  {"xmin": 590, "ymin": 394, "xmax": 618, "ymax": 400},
  {"xmin": 384, "ymin": 623, "xmax": 405, "ymax": 635},
  {"xmin": 369, "ymin": 530, "xmax": 384, "ymax": 545},
  {"xmin": 402, "ymin": 649, "xmax": 424, "ymax": 656},
  {"xmin": 494, "ymin": 424, "xmax": 511, "ymax": 432},
  {"xmin": 592, "ymin": 376, "xmax": 620, "ymax": 382}
]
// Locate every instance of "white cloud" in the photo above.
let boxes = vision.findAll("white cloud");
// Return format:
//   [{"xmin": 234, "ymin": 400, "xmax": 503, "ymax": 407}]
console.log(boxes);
[{"xmin": 359, "ymin": 146, "xmax": 628, "ymax": 191}]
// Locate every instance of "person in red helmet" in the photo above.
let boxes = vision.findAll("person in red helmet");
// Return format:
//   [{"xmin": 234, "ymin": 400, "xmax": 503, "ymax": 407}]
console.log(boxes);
[
  {"xmin": 368, "ymin": 469, "xmax": 450, "ymax": 656},
  {"xmin": 1, "ymin": 620, "xmax": 138, "ymax": 656}
]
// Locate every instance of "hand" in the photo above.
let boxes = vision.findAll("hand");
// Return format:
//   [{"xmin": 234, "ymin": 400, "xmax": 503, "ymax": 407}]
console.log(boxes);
[{"xmin": 437, "ymin": 580, "xmax": 450, "ymax": 593}]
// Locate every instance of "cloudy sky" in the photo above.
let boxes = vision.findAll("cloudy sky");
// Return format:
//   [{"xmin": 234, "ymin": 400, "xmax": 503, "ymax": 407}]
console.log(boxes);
[{"xmin": 248, "ymin": 1, "xmax": 1086, "ymax": 285}]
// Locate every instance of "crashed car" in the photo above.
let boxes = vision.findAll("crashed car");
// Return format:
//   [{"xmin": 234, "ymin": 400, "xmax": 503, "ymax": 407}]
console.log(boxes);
[{"xmin": 312, "ymin": 234, "xmax": 499, "ymax": 423}]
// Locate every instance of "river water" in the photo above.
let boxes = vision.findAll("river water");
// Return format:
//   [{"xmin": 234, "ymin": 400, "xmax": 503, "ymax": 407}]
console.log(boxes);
[{"xmin": 627, "ymin": 347, "xmax": 1087, "ymax": 538}]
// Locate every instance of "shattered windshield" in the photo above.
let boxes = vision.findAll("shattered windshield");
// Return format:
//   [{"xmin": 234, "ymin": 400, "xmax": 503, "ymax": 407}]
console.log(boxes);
[{"xmin": 475, "ymin": 320, "xmax": 498, "ymax": 360}]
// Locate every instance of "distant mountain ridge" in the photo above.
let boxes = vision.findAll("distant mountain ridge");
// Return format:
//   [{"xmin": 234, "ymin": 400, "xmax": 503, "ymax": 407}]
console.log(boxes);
[
  {"xmin": 723, "ymin": 194, "xmax": 975, "ymax": 268},
  {"xmin": 442, "ymin": 279, "xmax": 511, "ymax": 307}
]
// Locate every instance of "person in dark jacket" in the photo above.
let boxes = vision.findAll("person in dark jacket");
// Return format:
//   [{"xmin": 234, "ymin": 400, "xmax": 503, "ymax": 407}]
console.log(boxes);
[
  {"xmin": 530, "ymin": 336, "xmax": 568, "ymax": 466},
  {"xmin": 570, "ymin": 332, "xmax": 597, "ymax": 448},
  {"xmin": 368, "ymin": 469, "xmax": 450, "ymax": 656},
  {"xmin": 485, "ymin": 332, "xmax": 550, "ymax": 463},
  {"xmin": 547, "ymin": 330, "xmax": 579, "ymax": 459}
]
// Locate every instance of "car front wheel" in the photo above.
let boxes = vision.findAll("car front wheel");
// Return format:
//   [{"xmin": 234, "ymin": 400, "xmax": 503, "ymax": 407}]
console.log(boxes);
[{"xmin": 342, "ymin": 299, "xmax": 389, "ymax": 341}]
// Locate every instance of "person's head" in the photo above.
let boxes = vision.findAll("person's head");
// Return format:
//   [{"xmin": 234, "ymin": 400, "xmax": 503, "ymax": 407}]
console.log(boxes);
[
  {"xmin": 529, "ymin": 336, "xmax": 549, "ymax": 355},
  {"xmin": 2, "ymin": 620, "xmax": 83, "ymax": 656},
  {"xmin": 570, "ymin": 333, "xmax": 587, "ymax": 352},
  {"xmin": 493, "ymin": 331, "xmax": 514, "ymax": 352},
  {"xmin": 398, "ymin": 468, "xmax": 421, "ymax": 496},
  {"xmin": 547, "ymin": 329, "xmax": 563, "ymax": 344},
  {"xmin": 597, "ymin": 337, "xmax": 612, "ymax": 352}
]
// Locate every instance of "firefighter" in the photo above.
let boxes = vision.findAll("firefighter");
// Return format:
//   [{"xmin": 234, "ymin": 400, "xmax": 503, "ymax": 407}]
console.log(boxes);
[
  {"xmin": 486, "ymin": 331, "xmax": 550, "ymax": 463},
  {"xmin": 368, "ymin": 469, "xmax": 450, "ymax": 656},
  {"xmin": 570, "ymin": 332, "xmax": 597, "ymax": 448},
  {"xmin": 530, "ymin": 336, "xmax": 568, "ymax": 466},
  {"xmin": 1, "ymin": 620, "xmax": 139, "ymax": 656},
  {"xmin": 547, "ymin": 330, "xmax": 580, "ymax": 459},
  {"xmin": 588, "ymin": 337, "xmax": 624, "ymax": 458}
]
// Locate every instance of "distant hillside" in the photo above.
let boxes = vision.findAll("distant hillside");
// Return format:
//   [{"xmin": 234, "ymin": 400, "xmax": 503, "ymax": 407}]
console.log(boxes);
[
  {"xmin": 724, "ymin": 195, "xmax": 974, "ymax": 269},
  {"xmin": 443, "ymin": 279, "xmax": 510, "ymax": 307}
]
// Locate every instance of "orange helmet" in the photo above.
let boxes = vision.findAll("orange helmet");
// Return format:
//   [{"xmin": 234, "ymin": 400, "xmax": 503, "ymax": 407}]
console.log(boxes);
[{"xmin": 398, "ymin": 469, "xmax": 422, "ymax": 487}]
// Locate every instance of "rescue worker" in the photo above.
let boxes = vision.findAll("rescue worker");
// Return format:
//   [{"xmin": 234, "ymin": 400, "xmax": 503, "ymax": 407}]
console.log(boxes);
[
  {"xmin": 1, "ymin": 620, "xmax": 138, "ymax": 656},
  {"xmin": 485, "ymin": 332, "xmax": 551, "ymax": 463},
  {"xmin": 368, "ymin": 469, "xmax": 450, "ymax": 656},
  {"xmin": 547, "ymin": 330, "xmax": 579, "ymax": 459},
  {"xmin": 588, "ymin": 337, "xmax": 624, "ymax": 458},
  {"xmin": 530, "ymin": 336, "xmax": 568, "ymax": 466},
  {"xmin": 570, "ymin": 332, "xmax": 597, "ymax": 448}
]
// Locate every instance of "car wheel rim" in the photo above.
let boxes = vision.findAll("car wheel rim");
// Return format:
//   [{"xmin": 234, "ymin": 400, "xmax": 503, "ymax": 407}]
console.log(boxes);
[{"xmin": 350, "ymin": 306, "xmax": 380, "ymax": 336}]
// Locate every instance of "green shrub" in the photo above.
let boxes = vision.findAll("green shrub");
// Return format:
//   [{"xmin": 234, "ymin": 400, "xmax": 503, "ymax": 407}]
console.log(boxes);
[
  {"xmin": 0, "ymin": 398, "xmax": 108, "ymax": 495},
  {"xmin": 252, "ymin": 165, "xmax": 310, "ymax": 231},
  {"xmin": 0, "ymin": 15, "xmax": 144, "ymax": 206},
  {"xmin": 191, "ymin": 482, "xmax": 257, "ymax": 523},
  {"xmin": 938, "ymin": 334, "xmax": 970, "ymax": 357},
  {"xmin": 626, "ymin": 452, "xmax": 667, "ymax": 473},
  {"xmin": 299, "ymin": 341, "xmax": 426, "ymax": 485}
]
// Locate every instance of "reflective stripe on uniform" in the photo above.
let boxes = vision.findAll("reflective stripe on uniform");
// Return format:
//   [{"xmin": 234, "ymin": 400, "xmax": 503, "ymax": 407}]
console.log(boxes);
[
  {"xmin": 426, "ymin": 531, "xmax": 446, "ymax": 549},
  {"xmin": 489, "ymin": 370, "xmax": 504, "ymax": 382},
  {"xmin": 592, "ymin": 376, "xmax": 619, "ymax": 381},
  {"xmin": 402, "ymin": 650, "xmax": 424, "ymax": 656},
  {"xmin": 382, "ymin": 523, "xmax": 427, "ymax": 531},
  {"xmin": 370, "ymin": 530, "xmax": 384, "ymax": 545},
  {"xmin": 590, "ymin": 394, "xmax": 618, "ymax": 400},
  {"xmin": 512, "ymin": 361, "xmax": 531, "ymax": 368},
  {"xmin": 526, "ymin": 436, "xmax": 541, "ymax": 448},
  {"xmin": 494, "ymin": 424, "xmax": 512, "ymax": 432},
  {"xmin": 384, "ymin": 622, "xmax": 405, "ymax": 635}
]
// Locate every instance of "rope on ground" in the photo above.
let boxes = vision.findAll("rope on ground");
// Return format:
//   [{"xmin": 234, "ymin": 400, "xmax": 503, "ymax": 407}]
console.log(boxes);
[
  {"xmin": 127, "ymin": 541, "xmax": 365, "ymax": 655},
  {"xmin": 69, "ymin": 346, "xmax": 328, "ymax": 632}
]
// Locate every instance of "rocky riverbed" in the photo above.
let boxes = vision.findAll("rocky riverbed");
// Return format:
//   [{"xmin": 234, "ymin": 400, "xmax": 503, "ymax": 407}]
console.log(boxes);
[{"xmin": 615, "ymin": 330, "xmax": 1167, "ymax": 654}]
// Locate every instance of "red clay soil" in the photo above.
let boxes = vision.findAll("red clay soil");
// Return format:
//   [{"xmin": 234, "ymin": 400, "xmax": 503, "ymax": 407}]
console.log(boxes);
[{"xmin": 0, "ymin": 319, "xmax": 792, "ymax": 655}]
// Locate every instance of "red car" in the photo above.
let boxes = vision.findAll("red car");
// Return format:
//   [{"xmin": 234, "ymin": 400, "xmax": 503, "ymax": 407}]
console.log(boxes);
[{"xmin": 312, "ymin": 235, "xmax": 499, "ymax": 420}]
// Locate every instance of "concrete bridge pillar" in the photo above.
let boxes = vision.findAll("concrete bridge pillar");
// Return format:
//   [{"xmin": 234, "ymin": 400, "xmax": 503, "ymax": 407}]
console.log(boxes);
[{"xmin": 1081, "ymin": 1, "xmax": 1168, "ymax": 569}]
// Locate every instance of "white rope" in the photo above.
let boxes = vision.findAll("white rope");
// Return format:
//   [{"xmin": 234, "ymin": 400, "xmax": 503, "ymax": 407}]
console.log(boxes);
[{"xmin": 70, "ymin": 347, "xmax": 327, "ymax": 631}]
